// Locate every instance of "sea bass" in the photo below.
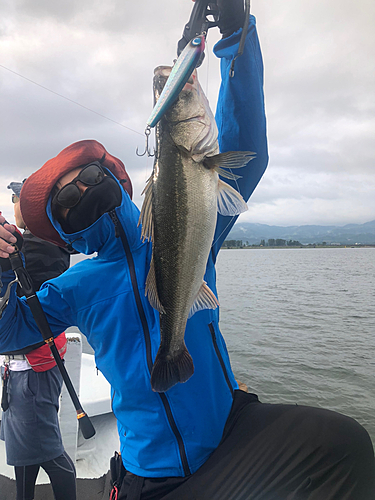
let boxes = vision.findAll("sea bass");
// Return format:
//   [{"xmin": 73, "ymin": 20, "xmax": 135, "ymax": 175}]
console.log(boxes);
[{"xmin": 139, "ymin": 67, "xmax": 255, "ymax": 393}]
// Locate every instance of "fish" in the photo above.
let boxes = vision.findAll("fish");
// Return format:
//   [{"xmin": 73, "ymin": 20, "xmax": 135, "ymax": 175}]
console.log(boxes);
[
  {"xmin": 146, "ymin": 35, "xmax": 205, "ymax": 129},
  {"xmin": 139, "ymin": 67, "xmax": 255, "ymax": 393}
]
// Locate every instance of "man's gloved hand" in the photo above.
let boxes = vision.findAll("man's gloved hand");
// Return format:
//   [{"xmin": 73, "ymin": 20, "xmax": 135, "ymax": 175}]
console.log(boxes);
[{"xmin": 217, "ymin": 0, "xmax": 246, "ymax": 38}]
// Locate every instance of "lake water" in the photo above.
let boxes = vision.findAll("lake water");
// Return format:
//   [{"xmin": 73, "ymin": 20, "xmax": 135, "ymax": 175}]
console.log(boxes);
[{"xmin": 216, "ymin": 247, "xmax": 375, "ymax": 444}]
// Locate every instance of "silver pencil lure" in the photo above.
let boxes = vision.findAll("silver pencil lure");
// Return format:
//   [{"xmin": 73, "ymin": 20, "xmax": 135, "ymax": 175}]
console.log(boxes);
[
  {"xmin": 137, "ymin": 35, "xmax": 205, "ymax": 157},
  {"xmin": 147, "ymin": 35, "xmax": 205, "ymax": 129}
]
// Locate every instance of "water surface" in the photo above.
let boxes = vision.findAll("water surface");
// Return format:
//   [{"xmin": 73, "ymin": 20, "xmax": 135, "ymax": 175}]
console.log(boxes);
[{"xmin": 216, "ymin": 247, "xmax": 375, "ymax": 442}]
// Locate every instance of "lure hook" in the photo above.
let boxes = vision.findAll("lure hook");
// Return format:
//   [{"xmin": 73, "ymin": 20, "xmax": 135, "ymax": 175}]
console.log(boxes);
[{"xmin": 136, "ymin": 127, "xmax": 155, "ymax": 157}]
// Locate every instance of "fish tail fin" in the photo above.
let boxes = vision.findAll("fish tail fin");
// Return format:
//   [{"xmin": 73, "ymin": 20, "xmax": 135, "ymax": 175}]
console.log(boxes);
[{"xmin": 151, "ymin": 347, "xmax": 194, "ymax": 393}]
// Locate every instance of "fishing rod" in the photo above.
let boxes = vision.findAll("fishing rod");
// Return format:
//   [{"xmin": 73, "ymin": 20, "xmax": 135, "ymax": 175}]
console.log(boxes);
[{"xmin": 0, "ymin": 224, "xmax": 95, "ymax": 439}]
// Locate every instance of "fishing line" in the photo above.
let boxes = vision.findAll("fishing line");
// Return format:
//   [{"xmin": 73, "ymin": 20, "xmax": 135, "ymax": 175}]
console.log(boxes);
[
  {"xmin": 210, "ymin": 165, "xmax": 246, "ymax": 249},
  {"xmin": 211, "ymin": 111, "xmax": 248, "ymax": 249},
  {"xmin": 212, "ymin": 169, "xmax": 249, "ymax": 248},
  {"xmin": 212, "ymin": 0, "xmax": 252, "ymax": 250},
  {"xmin": 0, "ymin": 64, "xmax": 144, "ymax": 137},
  {"xmin": 205, "ymin": 39, "xmax": 210, "ymax": 96},
  {"xmin": 211, "ymin": 215, "xmax": 239, "ymax": 249},
  {"xmin": 202, "ymin": 42, "xmax": 238, "ymax": 250}
]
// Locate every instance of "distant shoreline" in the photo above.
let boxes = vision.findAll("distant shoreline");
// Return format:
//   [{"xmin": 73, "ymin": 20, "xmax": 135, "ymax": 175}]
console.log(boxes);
[{"xmin": 222, "ymin": 245, "xmax": 375, "ymax": 250}]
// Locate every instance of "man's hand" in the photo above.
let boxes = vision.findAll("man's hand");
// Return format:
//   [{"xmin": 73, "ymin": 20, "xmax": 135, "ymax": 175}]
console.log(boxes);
[{"xmin": 0, "ymin": 213, "xmax": 17, "ymax": 259}]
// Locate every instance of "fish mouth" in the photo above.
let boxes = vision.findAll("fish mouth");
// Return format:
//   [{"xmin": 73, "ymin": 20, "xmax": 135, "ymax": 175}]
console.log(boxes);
[{"xmin": 168, "ymin": 114, "xmax": 206, "ymax": 125}]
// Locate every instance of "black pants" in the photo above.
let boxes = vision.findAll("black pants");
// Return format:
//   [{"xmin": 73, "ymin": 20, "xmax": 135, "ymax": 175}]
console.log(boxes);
[
  {"xmin": 14, "ymin": 451, "xmax": 76, "ymax": 500},
  {"xmin": 118, "ymin": 391, "xmax": 375, "ymax": 500}
]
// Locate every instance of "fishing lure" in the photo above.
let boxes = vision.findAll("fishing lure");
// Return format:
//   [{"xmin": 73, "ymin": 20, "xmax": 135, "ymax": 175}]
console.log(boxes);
[
  {"xmin": 137, "ymin": 35, "xmax": 205, "ymax": 156},
  {"xmin": 147, "ymin": 35, "xmax": 205, "ymax": 129}
]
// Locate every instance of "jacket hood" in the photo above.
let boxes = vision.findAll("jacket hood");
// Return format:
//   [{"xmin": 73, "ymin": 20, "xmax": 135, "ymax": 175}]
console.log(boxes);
[{"xmin": 46, "ymin": 173, "xmax": 143, "ymax": 257}]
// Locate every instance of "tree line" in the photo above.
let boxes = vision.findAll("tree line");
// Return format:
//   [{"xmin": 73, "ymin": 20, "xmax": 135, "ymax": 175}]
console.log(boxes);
[{"xmin": 222, "ymin": 239, "xmax": 302, "ymax": 248}]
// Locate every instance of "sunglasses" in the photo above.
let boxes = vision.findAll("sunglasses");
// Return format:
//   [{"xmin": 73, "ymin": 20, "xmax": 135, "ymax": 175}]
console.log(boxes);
[
  {"xmin": 52, "ymin": 162, "xmax": 106, "ymax": 209},
  {"xmin": 12, "ymin": 194, "xmax": 20, "ymax": 204}
]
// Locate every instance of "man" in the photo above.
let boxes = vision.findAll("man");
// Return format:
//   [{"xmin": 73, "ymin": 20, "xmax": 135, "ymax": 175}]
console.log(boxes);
[
  {"xmin": 0, "ymin": 2, "xmax": 374, "ymax": 499},
  {"xmin": 0, "ymin": 182, "xmax": 76, "ymax": 500}
]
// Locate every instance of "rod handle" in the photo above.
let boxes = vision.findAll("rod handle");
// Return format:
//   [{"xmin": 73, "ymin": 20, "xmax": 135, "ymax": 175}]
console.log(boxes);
[{"xmin": 77, "ymin": 410, "xmax": 96, "ymax": 439}]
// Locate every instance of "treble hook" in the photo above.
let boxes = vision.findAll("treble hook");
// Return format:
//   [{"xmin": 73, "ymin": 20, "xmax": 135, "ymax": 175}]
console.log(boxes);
[{"xmin": 136, "ymin": 126, "xmax": 155, "ymax": 157}]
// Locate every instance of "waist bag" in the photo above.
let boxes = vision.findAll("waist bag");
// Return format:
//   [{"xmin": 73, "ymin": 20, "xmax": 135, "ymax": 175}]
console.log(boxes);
[
  {"xmin": 25, "ymin": 332, "xmax": 67, "ymax": 372},
  {"xmin": 110, "ymin": 451, "xmax": 126, "ymax": 500}
]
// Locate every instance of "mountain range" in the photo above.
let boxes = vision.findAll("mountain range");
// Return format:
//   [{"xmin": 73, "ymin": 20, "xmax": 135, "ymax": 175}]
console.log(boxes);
[{"xmin": 226, "ymin": 220, "xmax": 375, "ymax": 246}]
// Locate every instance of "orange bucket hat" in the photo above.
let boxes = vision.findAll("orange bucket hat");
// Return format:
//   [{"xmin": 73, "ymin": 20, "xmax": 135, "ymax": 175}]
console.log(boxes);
[{"xmin": 20, "ymin": 140, "xmax": 133, "ymax": 247}]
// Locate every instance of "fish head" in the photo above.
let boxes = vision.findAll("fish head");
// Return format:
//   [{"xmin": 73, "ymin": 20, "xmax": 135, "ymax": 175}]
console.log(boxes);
[{"xmin": 153, "ymin": 66, "xmax": 219, "ymax": 159}]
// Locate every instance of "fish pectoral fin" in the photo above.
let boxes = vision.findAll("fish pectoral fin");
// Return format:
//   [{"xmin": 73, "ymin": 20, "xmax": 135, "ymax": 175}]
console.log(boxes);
[
  {"xmin": 145, "ymin": 256, "xmax": 165, "ymax": 314},
  {"xmin": 215, "ymin": 167, "xmax": 241, "ymax": 181},
  {"xmin": 203, "ymin": 151, "xmax": 256, "ymax": 171},
  {"xmin": 188, "ymin": 282, "xmax": 219, "ymax": 319},
  {"xmin": 138, "ymin": 174, "xmax": 154, "ymax": 242},
  {"xmin": 217, "ymin": 179, "xmax": 248, "ymax": 216}
]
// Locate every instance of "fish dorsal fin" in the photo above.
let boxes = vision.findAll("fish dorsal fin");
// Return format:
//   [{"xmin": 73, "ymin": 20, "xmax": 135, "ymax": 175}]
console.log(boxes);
[
  {"xmin": 217, "ymin": 179, "xmax": 248, "ymax": 216},
  {"xmin": 204, "ymin": 151, "xmax": 256, "ymax": 170},
  {"xmin": 138, "ymin": 174, "xmax": 154, "ymax": 242},
  {"xmin": 188, "ymin": 282, "xmax": 219, "ymax": 319},
  {"xmin": 145, "ymin": 256, "xmax": 165, "ymax": 314}
]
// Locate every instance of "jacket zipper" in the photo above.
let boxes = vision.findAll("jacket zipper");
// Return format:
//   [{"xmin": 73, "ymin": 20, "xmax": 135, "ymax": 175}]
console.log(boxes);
[
  {"xmin": 208, "ymin": 322, "xmax": 234, "ymax": 397},
  {"xmin": 109, "ymin": 211, "xmax": 120, "ymax": 238},
  {"xmin": 109, "ymin": 210, "xmax": 191, "ymax": 476}
]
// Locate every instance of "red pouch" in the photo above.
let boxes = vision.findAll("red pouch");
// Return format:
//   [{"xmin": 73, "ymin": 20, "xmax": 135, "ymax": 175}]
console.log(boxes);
[{"xmin": 25, "ymin": 332, "xmax": 67, "ymax": 372}]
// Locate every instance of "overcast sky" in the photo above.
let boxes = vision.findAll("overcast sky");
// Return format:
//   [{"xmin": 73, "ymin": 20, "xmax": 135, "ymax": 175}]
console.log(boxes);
[{"xmin": 1, "ymin": 0, "xmax": 374, "ymax": 228}]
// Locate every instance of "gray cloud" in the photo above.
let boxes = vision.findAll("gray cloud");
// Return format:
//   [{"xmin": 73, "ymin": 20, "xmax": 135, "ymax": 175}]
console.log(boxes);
[{"xmin": 1, "ymin": 0, "xmax": 374, "ymax": 228}]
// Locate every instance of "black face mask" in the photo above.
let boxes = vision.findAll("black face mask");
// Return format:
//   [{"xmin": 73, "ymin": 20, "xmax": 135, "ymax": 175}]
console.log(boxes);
[{"xmin": 59, "ymin": 176, "xmax": 122, "ymax": 234}]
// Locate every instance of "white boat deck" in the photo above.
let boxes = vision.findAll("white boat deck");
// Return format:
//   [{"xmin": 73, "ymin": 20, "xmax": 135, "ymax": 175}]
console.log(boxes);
[{"xmin": 80, "ymin": 353, "xmax": 112, "ymax": 417}]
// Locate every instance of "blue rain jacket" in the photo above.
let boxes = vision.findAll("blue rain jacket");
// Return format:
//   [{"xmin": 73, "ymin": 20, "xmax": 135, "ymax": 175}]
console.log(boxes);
[{"xmin": 0, "ymin": 16, "xmax": 268, "ymax": 478}]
